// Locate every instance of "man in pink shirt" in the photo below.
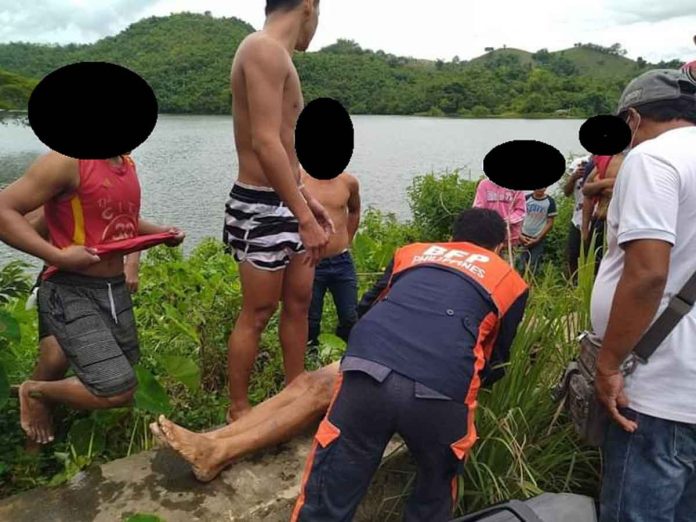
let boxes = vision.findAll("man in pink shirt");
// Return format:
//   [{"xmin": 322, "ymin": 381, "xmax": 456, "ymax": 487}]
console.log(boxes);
[{"xmin": 473, "ymin": 178, "xmax": 526, "ymax": 251}]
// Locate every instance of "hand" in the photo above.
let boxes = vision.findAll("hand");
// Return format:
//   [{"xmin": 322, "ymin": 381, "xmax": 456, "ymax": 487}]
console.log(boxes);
[
  {"xmin": 299, "ymin": 217, "xmax": 328, "ymax": 266},
  {"xmin": 595, "ymin": 366, "xmax": 638, "ymax": 433},
  {"xmin": 581, "ymin": 228, "xmax": 589, "ymax": 244},
  {"xmin": 124, "ymin": 262, "xmax": 139, "ymax": 294},
  {"xmin": 164, "ymin": 227, "xmax": 185, "ymax": 247},
  {"xmin": 573, "ymin": 166, "xmax": 585, "ymax": 180},
  {"xmin": 53, "ymin": 245, "xmax": 101, "ymax": 271},
  {"xmin": 306, "ymin": 197, "xmax": 335, "ymax": 236},
  {"xmin": 601, "ymin": 187, "xmax": 613, "ymax": 198}
]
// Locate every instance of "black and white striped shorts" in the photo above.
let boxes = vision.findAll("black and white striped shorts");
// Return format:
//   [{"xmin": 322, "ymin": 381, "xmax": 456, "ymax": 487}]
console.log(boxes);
[{"xmin": 223, "ymin": 182, "xmax": 305, "ymax": 271}]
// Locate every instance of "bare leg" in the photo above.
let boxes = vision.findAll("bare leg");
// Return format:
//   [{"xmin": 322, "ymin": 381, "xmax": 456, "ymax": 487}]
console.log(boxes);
[
  {"xmin": 209, "ymin": 369, "xmax": 317, "ymax": 440},
  {"xmin": 22, "ymin": 336, "xmax": 70, "ymax": 445},
  {"xmin": 227, "ymin": 262, "xmax": 284, "ymax": 422},
  {"xmin": 151, "ymin": 369, "xmax": 318, "ymax": 447},
  {"xmin": 156, "ymin": 363, "xmax": 339, "ymax": 482},
  {"xmin": 279, "ymin": 253, "xmax": 314, "ymax": 385},
  {"xmin": 19, "ymin": 377, "xmax": 135, "ymax": 416}
]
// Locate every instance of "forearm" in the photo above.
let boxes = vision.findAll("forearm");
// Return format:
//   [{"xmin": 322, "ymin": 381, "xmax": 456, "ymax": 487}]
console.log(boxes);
[
  {"xmin": 563, "ymin": 176, "xmax": 577, "ymax": 197},
  {"xmin": 138, "ymin": 219, "xmax": 168, "ymax": 235},
  {"xmin": 0, "ymin": 211, "xmax": 60, "ymax": 264},
  {"xmin": 347, "ymin": 213, "xmax": 360, "ymax": 241},
  {"xmin": 581, "ymin": 198, "xmax": 592, "ymax": 233},
  {"xmin": 357, "ymin": 259, "xmax": 394, "ymax": 318},
  {"xmin": 536, "ymin": 220, "xmax": 554, "ymax": 242},
  {"xmin": 598, "ymin": 271, "xmax": 666, "ymax": 371},
  {"xmin": 125, "ymin": 251, "xmax": 141, "ymax": 266},
  {"xmin": 583, "ymin": 179, "xmax": 613, "ymax": 197},
  {"xmin": 256, "ymin": 143, "xmax": 312, "ymax": 223}
]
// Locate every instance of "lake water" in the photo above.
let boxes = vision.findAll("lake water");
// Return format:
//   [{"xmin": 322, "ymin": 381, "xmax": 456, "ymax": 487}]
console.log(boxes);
[{"xmin": 0, "ymin": 114, "xmax": 588, "ymax": 269}]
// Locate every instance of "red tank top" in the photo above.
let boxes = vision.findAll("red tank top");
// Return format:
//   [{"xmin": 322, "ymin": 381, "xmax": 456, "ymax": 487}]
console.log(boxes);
[{"xmin": 43, "ymin": 156, "xmax": 141, "ymax": 278}]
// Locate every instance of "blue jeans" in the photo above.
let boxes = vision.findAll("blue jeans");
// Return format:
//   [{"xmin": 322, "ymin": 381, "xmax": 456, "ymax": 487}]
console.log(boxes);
[
  {"xmin": 308, "ymin": 251, "xmax": 358, "ymax": 345},
  {"xmin": 515, "ymin": 239, "xmax": 545, "ymax": 274},
  {"xmin": 600, "ymin": 407, "xmax": 696, "ymax": 522}
]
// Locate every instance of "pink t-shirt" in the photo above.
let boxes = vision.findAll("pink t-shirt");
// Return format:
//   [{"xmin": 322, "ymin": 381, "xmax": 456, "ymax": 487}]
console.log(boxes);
[{"xmin": 473, "ymin": 179, "xmax": 527, "ymax": 244}]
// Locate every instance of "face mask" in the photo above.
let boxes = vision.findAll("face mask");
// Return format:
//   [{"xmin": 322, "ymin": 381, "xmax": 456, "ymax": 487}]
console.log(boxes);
[{"xmin": 624, "ymin": 110, "xmax": 642, "ymax": 153}]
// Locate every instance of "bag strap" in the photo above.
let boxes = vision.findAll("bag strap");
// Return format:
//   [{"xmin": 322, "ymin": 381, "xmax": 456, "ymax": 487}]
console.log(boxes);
[
  {"xmin": 450, "ymin": 500, "xmax": 544, "ymax": 522},
  {"xmin": 633, "ymin": 268, "xmax": 696, "ymax": 363}
]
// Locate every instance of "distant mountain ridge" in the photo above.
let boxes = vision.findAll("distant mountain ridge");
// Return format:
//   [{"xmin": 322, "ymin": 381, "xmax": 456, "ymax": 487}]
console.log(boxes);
[{"xmin": 0, "ymin": 12, "xmax": 686, "ymax": 116}]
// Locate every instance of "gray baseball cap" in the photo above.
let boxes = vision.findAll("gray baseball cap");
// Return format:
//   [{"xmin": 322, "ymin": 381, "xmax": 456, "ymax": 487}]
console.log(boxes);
[{"xmin": 616, "ymin": 69, "xmax": 696, "ymax": 115}]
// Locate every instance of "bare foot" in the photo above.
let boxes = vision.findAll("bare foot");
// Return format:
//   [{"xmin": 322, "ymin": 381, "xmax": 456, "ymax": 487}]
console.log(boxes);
[
  {"xmin": 149, "ymin": 422, "xmax": 170, "ymax": 448},
  {"xmin": 158, "ymin": 415, "xmax": 231, "ymax": 482},
  {"xmin": 19, "ymin": 381, "xmax": 54, "ymax": 444}
]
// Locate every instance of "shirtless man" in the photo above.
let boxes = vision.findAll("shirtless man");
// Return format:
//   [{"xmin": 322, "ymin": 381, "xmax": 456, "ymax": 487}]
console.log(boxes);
[
  {"xmin": 223, "ymin": 0, "xmax": 333, "ymax": 423},
  {"xmin": 303, "ymin": 169, "xmax": 361, "ymax": 346}
]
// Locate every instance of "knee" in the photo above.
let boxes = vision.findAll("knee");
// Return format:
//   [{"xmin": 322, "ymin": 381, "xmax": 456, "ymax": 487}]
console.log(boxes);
[
  {"xmin": 243, "ymin": 304, "xmax": 278, "ymax": 332},
  {"xmin": 283, "ymin": 297, "xmax": 311, "ymax": 318},
  {"xmin": 289, "ymin": 370, "xmax": 314, "ymax": 392},
  {"xmin": 308, "ymin": 370, "xmax": 337, "ymax": 411},
  {"xmin": 103, "ymin": 385, "xmax": 136, "ymax": 407}
]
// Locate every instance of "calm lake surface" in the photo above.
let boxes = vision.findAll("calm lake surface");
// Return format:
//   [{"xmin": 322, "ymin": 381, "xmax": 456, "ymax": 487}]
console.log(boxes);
[{"xmin": 0, "ymin": 114, "xmax": 588, "ymax": 269}]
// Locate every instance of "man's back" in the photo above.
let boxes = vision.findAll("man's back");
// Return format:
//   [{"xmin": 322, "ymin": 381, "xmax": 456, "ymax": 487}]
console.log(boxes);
[
  {"xmin": 592, "ymin": 126, "xmax": 696, "ymax": 422},
  {"xmin": 231, "ymin": 33, "xmax": 303, "ymax": 187},
  {"xmin": 348, "ymin": 242, "xmax": 528, "ymax": 401}
]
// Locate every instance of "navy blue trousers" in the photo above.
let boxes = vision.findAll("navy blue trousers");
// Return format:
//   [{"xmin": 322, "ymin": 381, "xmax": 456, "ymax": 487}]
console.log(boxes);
[{"xmin": 292, "ymin": 370, "xmax": 472, "ymax": 522}]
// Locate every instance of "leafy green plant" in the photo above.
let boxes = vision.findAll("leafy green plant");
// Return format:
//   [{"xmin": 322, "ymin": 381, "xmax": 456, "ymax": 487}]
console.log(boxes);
[{"xmin": 406, "ymin": 170, "xmax": 478, "ymax": 241}]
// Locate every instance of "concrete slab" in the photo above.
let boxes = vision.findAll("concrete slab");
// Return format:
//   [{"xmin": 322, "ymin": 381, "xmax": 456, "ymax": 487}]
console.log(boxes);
[{"xmin": 0, "ymin": 433, "xmax": 413, "ymax": 522}]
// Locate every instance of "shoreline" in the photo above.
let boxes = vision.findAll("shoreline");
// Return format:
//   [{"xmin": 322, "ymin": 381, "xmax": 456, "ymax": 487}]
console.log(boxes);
[{"xmin": 0, "ymin": 109, "xmax": 585, "ymax": 121}]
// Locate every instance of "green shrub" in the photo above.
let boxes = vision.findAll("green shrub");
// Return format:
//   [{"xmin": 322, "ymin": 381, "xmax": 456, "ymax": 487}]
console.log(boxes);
[{"xmin": 406, "ymin": 170, "xmax": 478, "ymax": 242}]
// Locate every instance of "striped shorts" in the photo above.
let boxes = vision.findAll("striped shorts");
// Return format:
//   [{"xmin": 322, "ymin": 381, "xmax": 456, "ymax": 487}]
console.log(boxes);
[{"xmin": 223, "ymin": 182, "xmax": 305, "ymax": 271}]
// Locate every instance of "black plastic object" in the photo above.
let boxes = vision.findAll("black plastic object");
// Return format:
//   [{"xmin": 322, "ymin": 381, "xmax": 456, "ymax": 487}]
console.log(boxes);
[{"xmin": 450, "ymin": 500, "xmax": 544, "ymax": 522}]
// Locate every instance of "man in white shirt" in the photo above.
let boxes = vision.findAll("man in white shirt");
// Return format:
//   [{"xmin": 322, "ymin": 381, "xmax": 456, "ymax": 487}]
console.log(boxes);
[{"xmin": 591, "ymin": 69, "xmax": 696, "ymax": 522}]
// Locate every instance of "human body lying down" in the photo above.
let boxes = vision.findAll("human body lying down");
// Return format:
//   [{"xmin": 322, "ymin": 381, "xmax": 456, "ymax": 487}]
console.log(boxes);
[{"xmin": 151, "ymin": 209, "xmax": 528, "ymax": 520}]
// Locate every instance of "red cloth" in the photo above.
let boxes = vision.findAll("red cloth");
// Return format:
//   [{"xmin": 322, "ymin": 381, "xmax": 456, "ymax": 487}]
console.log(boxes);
[
  {"xmin": 594, "ymin": 156, "xmax": 612, "ymax": 180},
  {"xmin": 90, "ymin": 231, "xmax": 177, "ymax": 256},
  {"xmin": 42, "ymin": 232, "xmax": 177, "ymax": 280}
]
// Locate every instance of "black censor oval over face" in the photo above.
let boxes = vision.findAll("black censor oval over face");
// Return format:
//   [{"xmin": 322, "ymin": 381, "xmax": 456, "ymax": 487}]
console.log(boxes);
[
  {"xmin": 484, "ymin": 140, "xmax": 566, "ymax": 190},
  {"xmin": 295, "ymin": 98, "xmax": 354, "ymax": 180},
  {"xmin": 579, "ymin": 115, "xmax": 631, "ymax": 156},
  {"xmin": 28, "ymin": 62, "xmax": 158, "ymax": 160}
]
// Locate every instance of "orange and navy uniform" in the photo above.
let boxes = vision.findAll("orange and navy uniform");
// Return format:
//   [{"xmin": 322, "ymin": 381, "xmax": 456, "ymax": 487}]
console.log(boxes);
[
  {"xmin": 292, "ymin": 242, "xmax": 529, "ymax": 522},
  {"xmin": 42, "ymin": 156, "xmax": 141, "ymax": 279}
]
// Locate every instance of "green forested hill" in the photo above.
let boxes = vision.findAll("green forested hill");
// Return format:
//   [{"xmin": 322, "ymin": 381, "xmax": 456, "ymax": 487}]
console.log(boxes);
[
  {"xmin": 0, "ymin": 68, "xmax": 37, "ymax": 110},
  {"xmin": 0, "ymin": 12, "xmax": 686, "ymax": 116}
]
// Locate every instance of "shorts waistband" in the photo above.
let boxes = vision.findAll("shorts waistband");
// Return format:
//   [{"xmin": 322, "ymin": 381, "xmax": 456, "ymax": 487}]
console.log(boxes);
[
  {"xmin": 230, "ymin": 182, "xmax": 283, "ymax": 206},
  {"xmin": 318, "ymin": 250, "xmax": 352, "ymax": 265},
  {"xmin": 45, "ymin": 271, "xmax": 126, "ymax": 289}
]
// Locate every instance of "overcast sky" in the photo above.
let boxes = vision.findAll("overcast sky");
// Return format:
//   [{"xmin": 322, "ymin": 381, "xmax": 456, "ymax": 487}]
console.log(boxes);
[{"xmin": 0, "ymin": 0, "xmax": 694, "ymax": 63}]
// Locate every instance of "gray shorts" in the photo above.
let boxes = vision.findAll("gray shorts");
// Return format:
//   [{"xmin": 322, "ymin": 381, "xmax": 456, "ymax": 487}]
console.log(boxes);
[{"xmin": 37, "ymin": 272, "xmax": 139, "ymax": 397}]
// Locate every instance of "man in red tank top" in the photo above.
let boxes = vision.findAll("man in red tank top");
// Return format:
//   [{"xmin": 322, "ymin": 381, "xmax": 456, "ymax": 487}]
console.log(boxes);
[{"xmin": 0, "ymin": 151, "xmax": 184, "ymax": 445}]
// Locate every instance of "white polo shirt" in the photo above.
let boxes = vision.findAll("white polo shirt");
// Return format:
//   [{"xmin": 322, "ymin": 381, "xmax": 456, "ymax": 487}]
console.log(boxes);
[{"xmin": 590, "ymin": 126, "xmax": 696, "ymax": 423}]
